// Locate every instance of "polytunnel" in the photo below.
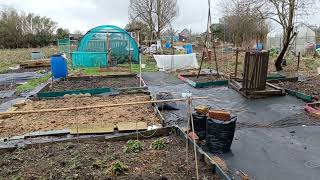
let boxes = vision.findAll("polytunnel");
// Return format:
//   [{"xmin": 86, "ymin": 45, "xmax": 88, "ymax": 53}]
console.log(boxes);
[{"xmin": 71, "ymin": 25, "xmax": 139, "ymax": 68}]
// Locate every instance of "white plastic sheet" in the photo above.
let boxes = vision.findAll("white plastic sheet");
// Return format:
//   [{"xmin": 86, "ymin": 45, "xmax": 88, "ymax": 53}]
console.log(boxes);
[{"xmin": 153, "ymin": 53, "xmax": 199, "ymax": 71}]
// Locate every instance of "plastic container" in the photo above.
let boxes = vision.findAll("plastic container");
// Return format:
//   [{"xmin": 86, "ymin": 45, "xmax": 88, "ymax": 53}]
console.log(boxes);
[
  {"xmin": 50, "ymin": 54, "xmax": 68, "ymax": 79},
  {"xmin": 191, "ymin": 113, "xmax": 208, "ymax": 140},
  {"xmin": 185, "ymin": 44, "xmax": 193, "ymax": 54},
  {"xmin": 31, "ymin": 51, "xmax": 43, "ymax": 60},
  {"xmin": 206, "ymin": 117, "xmax": 237, "ymax": 153}
]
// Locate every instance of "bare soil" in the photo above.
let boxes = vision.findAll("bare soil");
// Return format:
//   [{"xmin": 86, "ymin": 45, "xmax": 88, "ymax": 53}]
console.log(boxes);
[
  {"xmin": 188, "ymin": 75, "xmax": 225, "ymax": 83},
  {"xmin": 43, "ymin": 76, "xmax": 140, "ymax": 92},
  {"xmin": 0, "ymin": 134, "xmax": 218, "ymax": 180},
  {"xmin": 0, "ymin": 94, "xmax": 160, "ymax": 138},
  {"xmin": 275, "ymin": 76, "xmax": 320, "ymax": 98}
]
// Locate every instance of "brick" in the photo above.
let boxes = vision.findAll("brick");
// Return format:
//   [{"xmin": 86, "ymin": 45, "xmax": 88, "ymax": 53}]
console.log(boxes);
[
  {"xmin": 194, "ymin": 105, "xmax": 209, "ymax": 115},
  {"xmin": 188, "ymin": 132, "xmax": 199, "ymax": 142},
  {"xmin": 208, "ymin": 110, "xmax": 231, "ymax": 121}
]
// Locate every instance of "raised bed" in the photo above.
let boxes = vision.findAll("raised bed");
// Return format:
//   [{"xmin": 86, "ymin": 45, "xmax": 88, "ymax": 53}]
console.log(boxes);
[
  {"xmin": 37, "ymin": 74, "xmax": 147, "ymax": 98},
  {"xmin": 272, "ymin": 76, "xmax": 319, "ymax": 102},
  {"xmin": 178, "ymin": 74, "xmax": 228, "ymax": 88},
  {"xmin": 305, "ymin": 102, "xmax": 320, "ymax": 119},
  {"xmin": 0, "ymin": 126, "xmax": 231, "ymax": 180},
  {"xmin": 0, "ymin": 93, "xmax": 162, "ymax": 139}
]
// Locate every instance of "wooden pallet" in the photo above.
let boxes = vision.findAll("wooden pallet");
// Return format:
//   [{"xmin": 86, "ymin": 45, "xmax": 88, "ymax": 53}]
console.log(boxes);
[
  {"xmin": 229, "ymin": 79, "xmax": 285, "ymax": 99},
  {"xmin": 20, "ymin": 59, "xmax": 51, "ymax": 68}
]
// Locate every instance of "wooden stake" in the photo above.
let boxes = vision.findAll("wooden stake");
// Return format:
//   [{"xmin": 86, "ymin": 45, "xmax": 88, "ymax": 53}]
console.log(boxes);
[
  {"xmin": 189, "ymin": 97, "xmax": 199, "ymax": 180},
  {"xmin": 0, "ymin": 97, "xmax": 208, "ymax": 116},
  {"xmin": 235, "ymin": 49, "xmax": 239, "ymax": 78}
]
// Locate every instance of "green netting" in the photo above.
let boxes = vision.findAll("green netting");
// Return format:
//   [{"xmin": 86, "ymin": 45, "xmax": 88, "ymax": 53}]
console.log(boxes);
[
  {"xmin": 58, "ymin": 38, "xmax": 71, "ymax": 59},
  {"xmin": 72, "ymin": 25, "xmax": 139, "ymax": 68}
]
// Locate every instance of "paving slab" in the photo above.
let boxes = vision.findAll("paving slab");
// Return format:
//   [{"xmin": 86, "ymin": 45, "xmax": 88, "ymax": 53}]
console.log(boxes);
[
  {"xmin": 117, "ymin": 122, "xmax": 148, "ymax": 132},
  {"xmin": 70, "ymin": 123, "xmax": 114, "ymax": 135}
]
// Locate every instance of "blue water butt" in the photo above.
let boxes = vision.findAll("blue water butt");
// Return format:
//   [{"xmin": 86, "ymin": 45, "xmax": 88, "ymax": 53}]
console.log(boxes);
[
  {"xmin": 185, "ymin": 44, "xmax": 193, "ymax": 54},
  {"xmin": 50, "ymin": 54, "xmax": 68, "ymax": 79}
]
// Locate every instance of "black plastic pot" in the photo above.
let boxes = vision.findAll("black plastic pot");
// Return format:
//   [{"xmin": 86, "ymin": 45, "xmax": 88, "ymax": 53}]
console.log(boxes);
[
  {"xmin": 206, "ymin": 116, "xmax": 237, "ymax": 153},
  {"xmin": 191, "ymin": 113, "xmax": 207, "ymax": 140}
]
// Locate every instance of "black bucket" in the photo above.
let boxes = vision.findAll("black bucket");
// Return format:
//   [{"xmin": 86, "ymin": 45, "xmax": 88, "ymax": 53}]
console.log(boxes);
[
  {"xmin": 206, "ymin": 117, "xmax": 237, "ymax": 153},
  {"xmin": 191, "ymin": 113, "xmax": 207, "ymax": 140}
]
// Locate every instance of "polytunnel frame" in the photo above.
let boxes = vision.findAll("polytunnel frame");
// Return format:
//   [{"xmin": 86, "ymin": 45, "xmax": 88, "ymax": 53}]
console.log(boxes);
[{"xmin": 72, "ymin": 25, "xmax": 140, "ymax": 70}]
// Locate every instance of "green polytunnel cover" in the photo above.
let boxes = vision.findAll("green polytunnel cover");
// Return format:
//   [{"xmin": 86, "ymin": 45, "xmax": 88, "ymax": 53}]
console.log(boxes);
[{"xmin": 71, "ymin": 25, "xmax": 139, "ymax": 68}]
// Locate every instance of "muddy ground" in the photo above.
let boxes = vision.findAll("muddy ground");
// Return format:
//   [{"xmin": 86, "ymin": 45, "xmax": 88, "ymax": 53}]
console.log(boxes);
[
  {"xmin": 0, "ymin": 134, "xmax": 218, "ymax": 180},
  {"xmin": 0, "ymin": 94, "xmax": 160, "ymax": 138},
  {"xmin": 275, "ymin": 76, "xmax": 320, "ymax": 98},
  {"xmin": 43, "ymin": 76, "xmax": 140, "ymax": 92}
]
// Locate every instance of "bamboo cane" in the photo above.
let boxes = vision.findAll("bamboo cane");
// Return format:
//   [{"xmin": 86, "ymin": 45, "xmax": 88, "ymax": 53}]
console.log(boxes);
[{"xmin": 0, "ymin": 97, "xmax": 208, "ymax": 116}]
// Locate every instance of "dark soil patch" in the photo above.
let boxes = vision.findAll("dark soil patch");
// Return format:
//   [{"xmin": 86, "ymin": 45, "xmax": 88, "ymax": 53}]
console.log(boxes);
[
  {"xmin": 43, "ymin": 76, "xmax": 140, "ymax": 92},
  {"xmin": 275, "ymin": 76, "xmax": 320, "ymax": 98},
  {"xmin": 188, "ymin": 75, "xmax": 225, "ymax": 83},
  {"xmin": 0, "ymin": 67, "xmax": 50, "ymax": 74},
  {"xmin": 0, "ymin": 84, "xmax": 16, "ymax": 91},
  {"xmin": 0, "ymin": 135, "xmax": 218, "ymax": 179}
]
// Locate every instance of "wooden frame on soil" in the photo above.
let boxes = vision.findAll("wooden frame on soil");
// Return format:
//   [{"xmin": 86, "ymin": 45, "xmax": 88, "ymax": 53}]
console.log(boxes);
[
  {"xmin": 0, "ymin": 126, "xmax": 231, "ymax": 180},
  {"xmin": 36, "ymin": 74, "xmax": 148, "ymax": 98},
  {"xmin": 178, "ymin": 74, "xmax": 228, "ymax": 88},
  {"xmin": 1, "ymin": 92, "xmax": 164, "ymax": 140}
]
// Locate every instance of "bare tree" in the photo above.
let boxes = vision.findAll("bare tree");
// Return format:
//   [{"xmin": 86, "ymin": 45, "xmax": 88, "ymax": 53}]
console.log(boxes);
[
  {"xmin": 129, "ymin": 0, "xmax": 178, "ymax": 39},
  {"xmin": 219, "ymin": 0, "xmax": 269, "ymax": 46},
  {"xmin": 253, "ymin": 0, "xmax": 314, "ymax": 71}
]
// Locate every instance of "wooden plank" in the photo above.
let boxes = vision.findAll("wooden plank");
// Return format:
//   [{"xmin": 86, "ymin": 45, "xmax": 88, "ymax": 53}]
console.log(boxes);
[
  {"xmin": 117, "ymin": 122, "xmax": 148, "ymax": 132},
  {"xmin": 70, "ymin": 123, "xmax": 114, "ymax": 135}
]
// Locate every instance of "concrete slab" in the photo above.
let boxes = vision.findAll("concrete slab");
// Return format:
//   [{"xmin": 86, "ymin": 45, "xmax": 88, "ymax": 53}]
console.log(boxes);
[
  {"xmin": 70, "ymin": 123, "xmax": 114, "ymax": 135},
  {"xmin": 117, "ymin": 122, "xmax": 148, "ymax": 132}
]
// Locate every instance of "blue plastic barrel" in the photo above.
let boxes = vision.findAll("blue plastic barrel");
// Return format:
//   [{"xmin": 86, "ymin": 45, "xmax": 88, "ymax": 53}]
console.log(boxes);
[
  {"xmin": 185, "ymin": 44, "xmax": 193, "ymax": 54},
  {"xmin": 256, "ymin": 43, "xmax": 263, "ymax": 50},
  {"xmin": 50, "ymin": 54, "xmax": 68, "ymax": 78},
  {"xmin": 316, "ymin": 44, "xmax": 320, "ymax": 49}
]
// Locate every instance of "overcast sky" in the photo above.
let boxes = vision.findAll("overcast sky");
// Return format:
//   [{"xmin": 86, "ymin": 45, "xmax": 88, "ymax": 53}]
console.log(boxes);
[{"xmin": 0, "ymin": 0, "xmax": 319, "ymax": 33}]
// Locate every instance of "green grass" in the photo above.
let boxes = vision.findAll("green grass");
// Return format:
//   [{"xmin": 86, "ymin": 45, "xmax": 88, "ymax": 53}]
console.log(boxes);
[
  {"xmin": 16, "ymin": 74, "xmax": 51, "ymax": 94},
  {"xmin": 0, "ymin": 47, "xmax": 57, "ymax": 73}
]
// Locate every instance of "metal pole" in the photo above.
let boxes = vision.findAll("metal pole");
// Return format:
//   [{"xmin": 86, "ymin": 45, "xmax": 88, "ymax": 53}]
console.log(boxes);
[{"xmin": 139, "ymin": 52, "xmax": 142, "ymax": 87}]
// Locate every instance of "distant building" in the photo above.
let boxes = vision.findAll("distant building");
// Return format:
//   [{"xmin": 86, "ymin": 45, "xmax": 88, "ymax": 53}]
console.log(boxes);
[
  {"xmin": 179, "ymin": 29, "xmax": 191, "ymax": 42},
  {"xmin": 266, "ymin": 23, "xmax": 316, "ymax": 56},
  {"xmin": 69, "ymin": 34, "xmax": 82, "ymax": 41}
]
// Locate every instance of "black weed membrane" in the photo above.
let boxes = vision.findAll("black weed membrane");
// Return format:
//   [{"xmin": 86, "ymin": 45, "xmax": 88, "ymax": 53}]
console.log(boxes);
[{"xmin": 156, "ymin": 92, "xmax": 179, "ymax": 110}]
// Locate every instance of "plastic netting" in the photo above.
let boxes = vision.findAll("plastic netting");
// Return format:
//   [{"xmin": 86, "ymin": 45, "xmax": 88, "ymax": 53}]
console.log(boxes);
[
  {"xmin": 58, "ymin": 38, "xmax": 71, "ymax": 58},
  {"xmin": 72, "ymin": 25, "xmax": 139, "ymax": 68}
]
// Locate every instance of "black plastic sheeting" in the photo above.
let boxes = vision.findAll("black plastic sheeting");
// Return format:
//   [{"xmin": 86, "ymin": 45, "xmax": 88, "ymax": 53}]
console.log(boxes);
[
  {"xmin": 0, "ymin": 72, "xmax": 46, "ymax": 84},
  {"xmin": 156, "ymin": 92, "xmax": 179, "ymax": 110},
  {"xmin": 142, "ymin": 72, "xmax": 320, "ymax": 180},
  {"xmin": 206, "ymin": 117, "xmax": 237, "ymax": 153},
  {"xmin": 143, "ymin": 72, "xmax": 309, "ymax": 128},
  {"xmin": 192, "ymin": 113, "xmax": 207, "ymax": 140}
]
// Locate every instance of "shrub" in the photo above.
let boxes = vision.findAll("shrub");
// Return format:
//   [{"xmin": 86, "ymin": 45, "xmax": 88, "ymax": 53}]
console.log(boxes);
[
  {"xmin": 109, "ymin": 161, "xmax": 128, "ymax": 176},
  {"xmin": 124, "ymin": 140, "xmax": 143, "ymax": 153},
  {"xmin": 151, "ymin": 138, "xmax": 167, "ymax": 150}
]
